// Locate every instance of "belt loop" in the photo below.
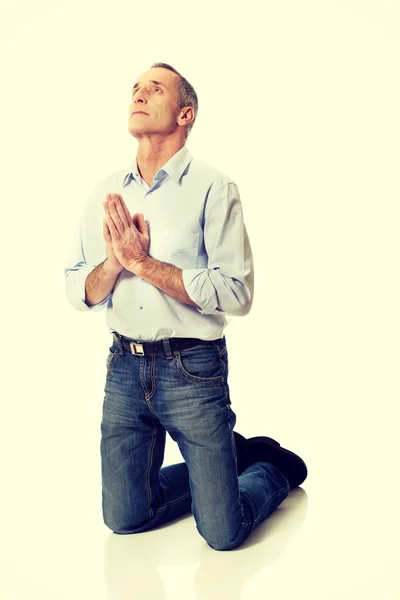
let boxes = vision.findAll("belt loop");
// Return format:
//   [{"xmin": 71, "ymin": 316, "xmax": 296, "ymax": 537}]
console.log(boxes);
[
  {"xmin": 113, "ymin": 331, "xmax": 124, "ymax": 355},
  {"xmin": 162, "ymin": 338, "xmax": 173, "ymax": 360}
]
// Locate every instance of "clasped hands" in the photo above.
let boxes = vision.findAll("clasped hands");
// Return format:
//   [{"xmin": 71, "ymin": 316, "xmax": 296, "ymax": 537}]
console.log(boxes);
[{"xmin": 103, "ymin": 193, "xmax": 150, "ymax": 273}]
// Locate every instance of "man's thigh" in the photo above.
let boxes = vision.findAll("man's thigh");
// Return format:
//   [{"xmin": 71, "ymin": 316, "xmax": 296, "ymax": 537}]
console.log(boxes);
[
  {"xmin": 100, "ymin": 341, "xmax": 167, "ymax": 532},
  {"xmin": 156, "ymin": 338, "xmax": 243, "ymax": 546}
]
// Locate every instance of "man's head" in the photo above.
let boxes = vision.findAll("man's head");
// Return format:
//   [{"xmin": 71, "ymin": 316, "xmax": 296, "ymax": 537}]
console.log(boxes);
[{"xmin": 128, "ymin": 62, "xmax": 198, "ymax": 143}]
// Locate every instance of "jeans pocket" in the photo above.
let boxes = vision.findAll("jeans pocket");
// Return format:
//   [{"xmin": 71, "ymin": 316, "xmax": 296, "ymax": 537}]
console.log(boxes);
[
  {"xmin": 106, "ymin": 343, "xmax": 120, "ymax": 377},
  {"xmin": 173, "ymin": 343, "xmax": 225, "ymax": 386}
]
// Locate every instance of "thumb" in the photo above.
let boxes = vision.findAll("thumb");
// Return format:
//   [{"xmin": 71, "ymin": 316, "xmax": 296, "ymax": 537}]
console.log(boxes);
[{"xmin": 132, "ymin": 213, "xmax": 149, "ymax": 235}]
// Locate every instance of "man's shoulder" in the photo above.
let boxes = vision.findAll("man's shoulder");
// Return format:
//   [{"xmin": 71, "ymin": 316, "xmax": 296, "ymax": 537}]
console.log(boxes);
[
  {"xmin": 99, "ymin": 165, "xmax": 132, "ymax": 189},
  {"xmin": 75, "ymin": 168, "xmax": 129, "ymax": 221},
  {"xmin": 85, "ymin": 166, "xmax": 132, "ymax": 201},
  {"xmin": 189, "ymin": 155, "xmax": 238, "ymax": 190}
]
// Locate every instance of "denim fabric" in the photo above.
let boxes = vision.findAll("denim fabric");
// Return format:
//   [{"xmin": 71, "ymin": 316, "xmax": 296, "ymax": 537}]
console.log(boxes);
[{"xmin": 100, "ymin": 333, "xmax": 290, "ymax": 551}]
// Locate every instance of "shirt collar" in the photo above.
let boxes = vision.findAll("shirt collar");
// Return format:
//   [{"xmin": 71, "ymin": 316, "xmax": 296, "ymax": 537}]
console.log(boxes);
[{"xmin": 122, "ymin": 145, "xmax": 193, "ymax": 187}]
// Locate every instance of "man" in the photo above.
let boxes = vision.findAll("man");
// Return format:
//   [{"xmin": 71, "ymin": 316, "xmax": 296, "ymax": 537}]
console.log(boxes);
[{"xmin": 64, "ymin": 62, "xmax": 307, "ymax": 551}]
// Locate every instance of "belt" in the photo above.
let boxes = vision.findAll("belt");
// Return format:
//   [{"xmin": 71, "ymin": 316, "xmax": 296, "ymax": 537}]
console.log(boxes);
[{"xmin": 113, "ymin": 332, "xmax": 215, "ymax": 356}]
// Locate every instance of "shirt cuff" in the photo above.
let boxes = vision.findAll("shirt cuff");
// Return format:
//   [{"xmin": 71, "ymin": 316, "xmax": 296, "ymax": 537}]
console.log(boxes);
[
  {"xmin": 64, "ymin": 265, "xmax": 110, "ymax": 311},
  {"xmin": 181, "ymin": 268, "xmax": 218, "ymax": 315}
]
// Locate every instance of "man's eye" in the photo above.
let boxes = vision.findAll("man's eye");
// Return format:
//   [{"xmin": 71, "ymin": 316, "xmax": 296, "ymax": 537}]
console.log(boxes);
[{"xmin": 131, "ymin": 86, "xmax": 161, "ymax": 98}]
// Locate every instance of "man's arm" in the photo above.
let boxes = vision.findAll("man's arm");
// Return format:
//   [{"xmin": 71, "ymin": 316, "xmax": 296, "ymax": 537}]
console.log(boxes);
[
  {"xmin": 64, "ymin": 196, "xmax": 115, "ymax": 312},
  {"xmin": 135, "ymin": 257, "xmax": 199, "ymax": 307},
  {"xmin": 102, "ymin": 185, "xmax": 253, "ymax": 317},
  {"xmin": 180, "ymin": 182, "xmax": 254, "ymax": 317},
  {"xmin": 85, "ymin": 259, "xmax": 123, "ymax": 307},
  {"xmin": 128, "ymin": 183, "xmax": 253, "ymax": 316}
]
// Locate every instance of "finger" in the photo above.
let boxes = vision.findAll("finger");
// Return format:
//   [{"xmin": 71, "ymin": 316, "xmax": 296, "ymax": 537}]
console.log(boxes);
[
  {"xmin": 117, "ymin": 194, "xmax": 131, "ymax": 222},
  {"xmin": 103, "ymin": 216, "xmax": 112, "ymax": 243},
  {"xmin": 112, "ymin": 194, "xmax": 130, "ymax": 228},
  {"xmin": 132, "ymin": 213, "xmax": 149, "ymax": 235},
  {"xmin": 103, "ymin": 193, "xmax": 112, "ymax": 210},
  {"xmin": 104, "ymin": 194, "xmax": 129, "ymax": 222},
  {"xmin": 131, "ymin": 212, "xmax": 142, "ymax": 229},
  {"xmin": 104, "ymin": 198, "xmax": 119, "ymax": 229},
  {"xmin": 103, "ymin": 195, "xmax": 112, "ymax": 214},
  {"xmin": 107, "ymin": 196, "xmax": 125, "ymax": 231},
  {"xmin": 103, "ymin": 202, "xmax": 119, "ymax": 238},
  {"xmin": 131, "ymin": 213, "xmax": 140, "ymax": 229}
]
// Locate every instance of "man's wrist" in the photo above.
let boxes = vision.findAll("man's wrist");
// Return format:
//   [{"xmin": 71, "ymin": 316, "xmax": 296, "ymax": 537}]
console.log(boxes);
[
  {"xmin": 103, "ymin": 258, "xmax": 124, "ymax": 276},
  {"xmin": 133, "ymin": 255, "xmax": 154, "ymax": 277}
]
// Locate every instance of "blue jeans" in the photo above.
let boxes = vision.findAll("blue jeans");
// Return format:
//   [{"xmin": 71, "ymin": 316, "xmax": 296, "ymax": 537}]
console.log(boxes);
[{"xmin": 100, "ymin": 332, "xmax": 290, "ymax": 551}]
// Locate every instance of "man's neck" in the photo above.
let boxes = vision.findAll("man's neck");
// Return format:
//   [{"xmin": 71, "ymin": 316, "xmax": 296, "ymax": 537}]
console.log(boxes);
[{"xmin": 135, "ymin": 138, "xmax": 185, "ymax": 187}]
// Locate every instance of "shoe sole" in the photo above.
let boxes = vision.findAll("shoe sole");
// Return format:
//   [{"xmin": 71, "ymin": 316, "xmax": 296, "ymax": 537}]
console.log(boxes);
[{"xmin": 246, "ymin": 436, "xmax": 307, "ymax": 488}]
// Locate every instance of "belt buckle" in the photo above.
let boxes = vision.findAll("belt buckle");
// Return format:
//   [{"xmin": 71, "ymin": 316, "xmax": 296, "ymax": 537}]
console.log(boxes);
[{"xmin": 130, "ymin": 342, "xmax": 144, "ymax": 355}]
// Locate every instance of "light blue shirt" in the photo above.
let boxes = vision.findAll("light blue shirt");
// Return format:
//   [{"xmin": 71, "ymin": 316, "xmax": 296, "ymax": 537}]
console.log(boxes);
[{"xmin": 64, "ymin": 145, "xmax": 254, "ymax": 341}]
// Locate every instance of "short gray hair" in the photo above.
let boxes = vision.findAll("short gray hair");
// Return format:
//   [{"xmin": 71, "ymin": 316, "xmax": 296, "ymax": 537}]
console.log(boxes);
[{"xmin": 150, "ymin": 62, "xmax": 198, "ymax": 140}]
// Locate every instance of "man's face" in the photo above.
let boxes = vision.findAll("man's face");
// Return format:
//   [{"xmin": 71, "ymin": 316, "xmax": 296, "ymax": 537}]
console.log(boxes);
[{"xmin": 128, "ymin": 68, "xmax": 183, "ymax": 139}]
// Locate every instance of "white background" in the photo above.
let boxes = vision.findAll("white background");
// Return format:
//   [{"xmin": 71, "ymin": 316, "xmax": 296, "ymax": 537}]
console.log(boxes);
[{"xmin": 0, "ymin": 0, "xmax": 399, "ymax": 598}]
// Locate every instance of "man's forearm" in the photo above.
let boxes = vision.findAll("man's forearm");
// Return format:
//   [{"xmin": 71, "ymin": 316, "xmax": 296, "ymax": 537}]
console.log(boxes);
[
  {"xmin": 85, "ymin": 260, "xmax": 122, "ymax": 307},
  {"xmin": 135, "ymin": 257, "xmax": 198, "ymax": 308}
]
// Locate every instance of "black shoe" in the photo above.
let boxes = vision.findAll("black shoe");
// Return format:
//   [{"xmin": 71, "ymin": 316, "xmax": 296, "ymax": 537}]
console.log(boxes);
[
  {"xmin": 233, "ymin": 431, "xmax": 248, "ymax": 475},
  {"xmin": 245, "ymin": 436, "xmax": 308, "ymax": 488}
]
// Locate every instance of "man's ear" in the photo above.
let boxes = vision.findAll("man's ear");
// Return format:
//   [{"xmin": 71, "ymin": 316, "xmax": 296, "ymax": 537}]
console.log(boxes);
[{"xmin": 179, "ymin": 107, "xmax": 194, "ymax": 126}]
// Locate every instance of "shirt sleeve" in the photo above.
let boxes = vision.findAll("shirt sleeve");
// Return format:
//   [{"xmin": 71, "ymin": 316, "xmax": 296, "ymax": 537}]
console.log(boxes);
[
  {"xmin": 181, "ymin": 182, "xmax": 254, "ymax": 316},
  {"xmin": 64, "ymin": 205, "xmax": 111, "ymax": 312}
]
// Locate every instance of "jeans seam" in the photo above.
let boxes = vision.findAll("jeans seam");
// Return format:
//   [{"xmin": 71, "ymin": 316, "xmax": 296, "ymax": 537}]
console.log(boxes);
[
  {"xmin": 140, "ymin": 357, "xmax": 157, "ymax": 414},
  {"xmin": 211, "ymin": 339, "xmax": 226, "ymax": 357},
  {"xmin": 155, "ymin": 491, "xmax": 192, "ymax": 512},
  {"xmin": 259, "ymin": 486, "xmax": 289, "ymax": 521},
  {"xmin": 148, "ymin": 354, "xmax": 156, "ymax": 400},
  {"xmin": 106, "ymin": 349, "xmax": 119, "ymax": 377},
  {"xmin": 146, "ymin": 427, "xmax": 158, "ymax": 518}
]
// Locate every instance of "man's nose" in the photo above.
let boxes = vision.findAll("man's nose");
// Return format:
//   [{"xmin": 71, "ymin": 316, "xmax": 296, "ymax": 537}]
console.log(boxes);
[{"xmin": 134, "ymin": 90, "xmax": 147, "ymax": 103}]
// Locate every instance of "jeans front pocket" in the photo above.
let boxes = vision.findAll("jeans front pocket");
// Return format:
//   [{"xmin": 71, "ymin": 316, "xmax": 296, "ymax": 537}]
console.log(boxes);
[{"xmin": 173, "ymin": 342, "xmax": 226, "ymax": 386}]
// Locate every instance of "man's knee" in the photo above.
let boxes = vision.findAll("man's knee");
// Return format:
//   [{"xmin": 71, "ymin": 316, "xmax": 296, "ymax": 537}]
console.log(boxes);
[
  {"xmin": 102, "ymin": 507, "xmax": 151, "ymax": 534},
  {"xmin": 206, "ymin": 539, "xmax": 240, "ymax": 551},
  {"xmin": 196, "ymin": 521, "xmax": 243, "ymax": 551}
]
